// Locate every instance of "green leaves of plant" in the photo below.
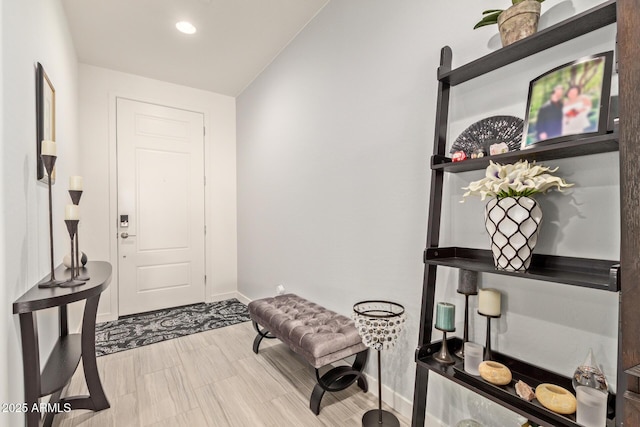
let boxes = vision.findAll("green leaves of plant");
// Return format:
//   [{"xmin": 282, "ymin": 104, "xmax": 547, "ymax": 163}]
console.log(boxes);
[
  {"xmin": 474, "ymin": 0, "xmax": 545, "ymax": 29},
  {"xmin": 474, "ymin": 10, "xmax": 503, "ymax": 29}
]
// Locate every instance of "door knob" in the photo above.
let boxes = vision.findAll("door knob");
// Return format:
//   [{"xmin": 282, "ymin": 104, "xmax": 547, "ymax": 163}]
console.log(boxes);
[{"xmin": 120, "ymin": 232, "xmax": 137, "ymax": 239}]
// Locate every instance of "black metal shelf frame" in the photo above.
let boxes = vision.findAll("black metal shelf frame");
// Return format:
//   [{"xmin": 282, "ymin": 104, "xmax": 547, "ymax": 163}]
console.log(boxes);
[
  {"xmin": 411, "ymin": 2, "xmax": 623, "ymax": 426},
  {"xmin": 437, "ymin": 1, "xmax": 616, "ymax": 86}
]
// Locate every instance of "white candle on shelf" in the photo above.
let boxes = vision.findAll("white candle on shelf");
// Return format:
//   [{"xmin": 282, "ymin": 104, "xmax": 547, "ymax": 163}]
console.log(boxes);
[
  {"xmin": 478, "ymin": 288, "xmax": 501, "ymax": 316},
  {"xmin": 65, "ymin": 204, "xmax": 79, "ymax": 220},
  {"xmin": 41, "ymin": 140, "xmax": 56, "ymax": 156},
  {"xmin": 69, "ymin": 176, "xmax": 83, "ymax": 191}
]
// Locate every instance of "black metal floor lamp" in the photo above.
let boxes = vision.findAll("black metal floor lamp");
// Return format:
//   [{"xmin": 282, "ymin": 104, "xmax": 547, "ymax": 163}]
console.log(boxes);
[{"xmin": 353, "ymin": 300, "xmax": 405, "ymax": 427}]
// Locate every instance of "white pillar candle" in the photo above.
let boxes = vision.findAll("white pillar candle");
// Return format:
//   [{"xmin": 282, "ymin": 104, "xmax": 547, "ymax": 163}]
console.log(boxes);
[
  {"xmin": 41, "ymin": 140, "xmax": 57, "ymax": 156},
  {"xmin": 478, "ymin": 288, "xmax": 501, "ymax": 316},
  {"xmin": 65, "ymin": 204, "xmax": 79, "ymax": 220},
  {"xmin": 69, "ymin": 176, "xmax": 83, "ymax": 191}
]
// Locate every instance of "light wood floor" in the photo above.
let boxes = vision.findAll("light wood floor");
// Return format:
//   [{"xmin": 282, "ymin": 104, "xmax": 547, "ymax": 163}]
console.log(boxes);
[{"xmin": 53, "ymin": 321, "xmax": 410, "ymax": 427}]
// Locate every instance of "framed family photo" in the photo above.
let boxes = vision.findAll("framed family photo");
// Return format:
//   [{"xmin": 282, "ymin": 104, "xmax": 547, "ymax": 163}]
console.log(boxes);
[
  {"xmin": 36, "ymin": 62, "xmax": 56, "ymax": 183},
  {"xmin": 522, "ymin": 51, "xmax": 613, "ymax": 149}
]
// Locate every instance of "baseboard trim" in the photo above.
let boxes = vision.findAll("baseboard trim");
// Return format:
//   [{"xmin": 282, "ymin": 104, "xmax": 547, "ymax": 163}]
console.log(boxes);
[
  {"xmin": 96, "ymin": 313, "xmax": 117, "ymax": 324},
  {"xmin": 234, "ymin": 291, "xmax": 251, "ymax": 305},
  {"xmin": 206, "ymin": 291, "xmax": 251, "ymax": 305}
]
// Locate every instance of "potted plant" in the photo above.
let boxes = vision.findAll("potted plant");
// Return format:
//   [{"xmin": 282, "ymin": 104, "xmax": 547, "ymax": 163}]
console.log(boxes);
[
  {"xmin": 474, "ymin": 0, "xmax": 544, "ymax": 47},
  {"xmin": 462, "ymin": 160, "xmax": 573, "ymax": 272}
]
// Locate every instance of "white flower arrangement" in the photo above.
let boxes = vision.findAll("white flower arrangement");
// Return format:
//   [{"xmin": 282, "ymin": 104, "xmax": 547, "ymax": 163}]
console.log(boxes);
[{"xmin": 462, "ymin": 159, "xmax": 573, "ymax": 201}]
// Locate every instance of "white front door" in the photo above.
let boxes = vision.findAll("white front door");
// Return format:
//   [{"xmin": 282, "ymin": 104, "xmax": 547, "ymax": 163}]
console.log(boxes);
[{"xmin": 117, "ymin": 98, "xmax": 205, "ymax": 316}]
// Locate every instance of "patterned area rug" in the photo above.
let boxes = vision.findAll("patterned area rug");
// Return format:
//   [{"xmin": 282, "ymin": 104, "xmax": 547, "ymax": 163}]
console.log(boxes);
[{"xmin": 95, "ymin": 298, "xmax": 251, "ymax": 357}]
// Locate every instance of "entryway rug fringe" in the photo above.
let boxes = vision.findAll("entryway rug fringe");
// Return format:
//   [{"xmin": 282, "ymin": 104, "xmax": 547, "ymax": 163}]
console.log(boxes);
[{"xmin": 95, "ymin": 298, "xmax": 250, "ymax": 357}]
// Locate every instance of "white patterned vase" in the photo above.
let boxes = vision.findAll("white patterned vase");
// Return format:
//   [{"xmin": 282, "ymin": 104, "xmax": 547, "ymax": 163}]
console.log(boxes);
[{"xmin": 484, "ymin": 196, "xmax": 542, "ymax": 272}]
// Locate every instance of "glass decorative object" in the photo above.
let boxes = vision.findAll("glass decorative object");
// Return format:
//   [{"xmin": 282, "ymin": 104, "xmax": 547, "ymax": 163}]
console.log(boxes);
[
  {"xmin": 576, "ymin": 386, "xmax": 608, "ymax": 427},
  {"xmin": 353, "ymin": 300, "xmax": 405, "ymax": 427},
  {"xmin": 572, "ymin": 349, "xmax": 608, "ymax": 393},
  {"xmin": 456, "ymin": 270, "xmax": 479, "ymax": 359},
  {"xmin": 353, "ymin": 301, "xmax": 405, "ymax": 351}
]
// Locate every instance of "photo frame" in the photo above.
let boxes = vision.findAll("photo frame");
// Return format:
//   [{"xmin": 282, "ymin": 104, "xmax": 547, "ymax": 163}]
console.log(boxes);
[
  {"xmin": 522, "ymin": 51, "xmax": 613, "ymax": 150},
  {"xmin": 36, "ymin": 62, "xmax": 56, "ymax": 183}
]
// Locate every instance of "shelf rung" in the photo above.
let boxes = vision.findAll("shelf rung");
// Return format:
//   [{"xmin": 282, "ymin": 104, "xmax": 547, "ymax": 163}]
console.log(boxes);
[
  {"xmin": 40, "ymin": 334, "xmax": 82, "ymax": 397},
  {"xmin": 424, "ymin": 247, "xmax": 619, "ymax": 291},
  {"xmin": 625, "ymin": 364, "xmax": 640, "ymax": 380},
  {"xmin": 432, "ymin": 133, "xmax": 619, "ymax": 173}
]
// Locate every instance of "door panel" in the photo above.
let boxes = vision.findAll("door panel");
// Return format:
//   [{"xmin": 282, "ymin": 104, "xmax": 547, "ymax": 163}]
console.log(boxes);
[
  {"xmin": 137, "ymin": 150, "xmax": 190, "ymax": 251},
  {"xmin": 117, "ymin": 98, "xmax": 205, "ymax": 316}
]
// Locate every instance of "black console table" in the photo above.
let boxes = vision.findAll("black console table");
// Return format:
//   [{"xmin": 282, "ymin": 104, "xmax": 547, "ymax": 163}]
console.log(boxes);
[{"xmin": 13, "ymin": 261, "xmax": 112, "ymax": 427}]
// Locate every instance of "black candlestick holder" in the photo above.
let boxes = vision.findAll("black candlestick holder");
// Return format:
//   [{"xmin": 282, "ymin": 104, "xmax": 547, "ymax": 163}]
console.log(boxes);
[
  {"xmin": 454, "ymin": 290, "xmax": 477, "ymax": 359},
  {"xmin": 60, "ymin": 220, "xmax": 86, "ymax": 288},
  {"xmin": 433, "ymin": 326, "xmax": 456, "ymax": 365},
  {"xmin": 69, "ymin": 190, "xmax": 89, "ymax": 281},
  {"xmin": 478, "ymin": 311, "xmax": 501, "ymax": 361},
  {"xmin": 38, "ymin": 155, "xmax": 64, "ymax": 288}
]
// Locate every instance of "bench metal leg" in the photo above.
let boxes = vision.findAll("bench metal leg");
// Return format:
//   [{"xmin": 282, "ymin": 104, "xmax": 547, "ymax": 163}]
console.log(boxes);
[
  {"xmin": 310, "ymin": 349, "xmax": 369, "ymax": 415},
  {"xmin": 252, "ymin": 321, "xmax": 276, "ymax": 354}
]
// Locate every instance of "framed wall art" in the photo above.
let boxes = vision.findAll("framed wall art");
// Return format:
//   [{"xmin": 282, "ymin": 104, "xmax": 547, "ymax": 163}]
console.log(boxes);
[
  {"xmin": 36, "ymin": 62, "xmax": 56, "ymax": 183},
  {"xmin": 522, "ymin": 51, "xmax": 613, "ymax": 149}
]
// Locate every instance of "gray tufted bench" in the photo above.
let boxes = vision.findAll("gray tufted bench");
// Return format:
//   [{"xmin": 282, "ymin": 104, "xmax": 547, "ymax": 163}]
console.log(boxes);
[{"xmin": 248, "ymin": 294, "xmax": 369, "ymax": 415}]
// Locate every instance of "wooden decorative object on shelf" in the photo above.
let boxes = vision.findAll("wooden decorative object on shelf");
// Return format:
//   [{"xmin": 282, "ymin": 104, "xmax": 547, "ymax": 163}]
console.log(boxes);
[
  {"xmin": 535, "ymin": 383, "xmax": 577, "ymax": 415},
  {"xmin": 479, "ymin": 361, "xmax": 513, "ymax": 385}
]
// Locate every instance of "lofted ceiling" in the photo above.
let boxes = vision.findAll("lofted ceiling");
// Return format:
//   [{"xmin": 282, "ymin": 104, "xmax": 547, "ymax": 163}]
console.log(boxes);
[{"xmin": 61, "ymin": 0, "xmax": 329, "ymax": 96}]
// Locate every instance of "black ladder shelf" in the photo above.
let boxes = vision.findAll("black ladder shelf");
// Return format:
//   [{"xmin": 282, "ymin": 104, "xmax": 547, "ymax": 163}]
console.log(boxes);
[{"xmin": 410, "ymin": 1, "xmax": 625, "ymax": 426}]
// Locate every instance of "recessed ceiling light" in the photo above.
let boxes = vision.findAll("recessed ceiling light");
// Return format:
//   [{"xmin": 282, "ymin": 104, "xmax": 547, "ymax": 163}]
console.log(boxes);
[{"xmin": 176, "ymin": 21, "xmax": 197, "ymax": 35}]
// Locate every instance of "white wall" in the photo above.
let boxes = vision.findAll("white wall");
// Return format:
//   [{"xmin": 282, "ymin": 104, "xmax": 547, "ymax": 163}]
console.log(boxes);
[
  {"xmin": 0, "ymin": 0, "xmax": 6, "ymax": 416},
  {"xmin": 77, "ymin": 64, "xmax": 237, "ymax": 322},
  {"xmin": 1, "ymin": 0, "xmax": 80, "ymax": 425},
  {"xmin": 237, "ymin": 0, "xmax": 618, "ymax": 424}
]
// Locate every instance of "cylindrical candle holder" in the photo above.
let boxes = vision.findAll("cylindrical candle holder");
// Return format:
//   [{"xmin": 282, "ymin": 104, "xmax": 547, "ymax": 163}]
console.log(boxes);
[
  {"xmin": 435, "ymin": 302, "xmax": 455, "ymax": 332},
  {"xmin": 478, "ymin": 311, "xmax": 501, "ymax": 361},
  {"xmin": 60, "ymin": 220, "xmax": 86, "ymax": 288},
  {"xmin": 38, "ymin": 154, "xmax": 64, "ymax": 288},
  {"xmin": 455, "ymin": 290, "xmax": 477, "ymax": 359},
  {"xmin": 463, "ymin": 342, "xmax": 484, "ymax": 375},
  {"xmin": 69, "ymin": 189, "xmax": 82, "ymax": 205},
  {"xmin": 69, "ymin": 189, "xmax": 90, "ymax": 281},
  {"xmin": 576, "ymin": 386, "xmax": 608, "ymax": 427},
  {"xmin": 434, "ymin": 327, "xmax": 455, "ymax": 365},
  {"xmin": 457, "ymin": 269, "xmax": 478, "ymax": 295}
]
